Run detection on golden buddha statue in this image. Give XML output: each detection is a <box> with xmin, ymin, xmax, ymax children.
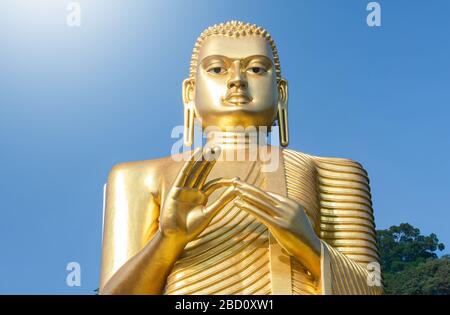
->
<box><xmin>99</xmin><ymin>21</ymin><xmax>383</xmax><ymax>295</ymax></box>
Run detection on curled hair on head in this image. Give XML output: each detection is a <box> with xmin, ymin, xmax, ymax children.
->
<box><xmin>189</xmin><ymin>20</ymin><xmax>282</xmax><ymax>82</ymax></box>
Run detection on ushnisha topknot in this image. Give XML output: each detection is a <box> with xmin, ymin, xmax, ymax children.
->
<box><xmin>189</xmin><ymin>21</ymin><xmax>282</xmax><ymax>82</ymax></box>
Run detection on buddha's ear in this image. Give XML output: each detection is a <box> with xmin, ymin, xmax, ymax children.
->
<box><xmin>277</xmin><ymin>79</ymin><xmax>289</xmax><ymax>147</ymax></box>
<box><xmin>182</xmin><ymin>78</ymin><xmax>196</xmax><ymax>146</ymax></box>
<box><xmin>277</xmin><ymin>78</ymin><xmax>288</xmax><ymax>107</ymax></box>
<box><xmin>182</xmin><ymin>78</ymin><xmax>195</xmax><ymax>106</ymax></box>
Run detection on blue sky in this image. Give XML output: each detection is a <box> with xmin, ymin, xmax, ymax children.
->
<box><xmin>0</xmin><ymin>0</ymin><xmax>449</xmax><ymax>294</ymax></box>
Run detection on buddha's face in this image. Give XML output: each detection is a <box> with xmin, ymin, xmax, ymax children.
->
<box><xmin>183</xmin><ymin>35</ymin><xmax>287</xmax><ymax>130</ymax></box>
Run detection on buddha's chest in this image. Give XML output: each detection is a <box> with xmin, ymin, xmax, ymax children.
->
<box><xmin>164</xmin><ymin>202</ymin><xmax>272</xmax><ymax>295</ymax></box>
<box><xmin>162</xmin><ymin>152</ymin><xmax>320</xmax><ymax>295</ymax></box>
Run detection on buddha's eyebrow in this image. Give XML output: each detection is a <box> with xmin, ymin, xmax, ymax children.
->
<box><xmin>200</xmin><ymin>55</ymin><xmax>231</xmax><ymax>66</ymax></box>
<box><xmin>200</xmin><ymin>55</ymin><xmax>273</xmax><ymax>67</ymax></box>
<box><xmin>242</xmin><ymin>55</ymin><xmax>273</xmax><ymax>67</ymax></box>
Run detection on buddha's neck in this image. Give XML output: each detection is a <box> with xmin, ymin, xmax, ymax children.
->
<box><xmin>204</xmin><ymin>129</ymin><xmax>267</xmax><ymax>150</ymax></box>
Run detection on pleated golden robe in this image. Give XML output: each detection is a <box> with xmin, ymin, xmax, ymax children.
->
<box><xmin>162</xmin><ymin>148</ymin><xmax>383</xmax><ymax>295</ymax></box>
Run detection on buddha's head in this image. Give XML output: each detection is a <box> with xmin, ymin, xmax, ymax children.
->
<box><xmin>182</xmin><ymin>21</ymin><xmax>289</xmax><ymax>147</ymax></box>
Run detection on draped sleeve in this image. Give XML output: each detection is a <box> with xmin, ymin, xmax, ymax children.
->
<box><xmin>313</xmin><ymin>156</ymin><xmax>383</xmax><ymax>294</ymax></box>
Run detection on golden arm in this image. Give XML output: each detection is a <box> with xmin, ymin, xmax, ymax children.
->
<box><xmin>101</xmin><ymin>231</ymin><xmax>185</xmax><ymax>294</ymax></box>
<box><xmin>99</xmin><ymin>147</ymin><xmax>239</xmax><ymax>294</ymax></box>
<box><xmin>98</xmin><ymin>161</ymin><xmax>168</xmax><ymax>294</ymax></box>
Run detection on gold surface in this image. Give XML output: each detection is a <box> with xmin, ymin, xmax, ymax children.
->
<box><xmin>99</xmin><ymin>21</ymin><xmax>382</xmax><ymax>295</ymax></box>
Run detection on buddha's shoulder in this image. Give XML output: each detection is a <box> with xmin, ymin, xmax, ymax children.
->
<box><xmin>282</xmin><ymin>148</ymin><xmax>368</xmax><ymax>175</ymax></box>
<box><xmin>106</xmin><ymin>152</ymin><xmax>186</xmax><ymax>192</ymax></box>
<box><xmin>108</xmin><ymin>154</ymin><xmax>180</xmax><ymax>175</ymax></box>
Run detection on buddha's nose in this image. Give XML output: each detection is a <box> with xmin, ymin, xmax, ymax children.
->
<box><xmin>227</xmin><ymin>61</ymin><xmax>248</xmax><ymax>90</ymax></box>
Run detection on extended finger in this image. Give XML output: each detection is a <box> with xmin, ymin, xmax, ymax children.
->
<box><xmin>234</xmin><ymin>179</ymin><xmax>281</xmax><ymax>206</ymax></box>
<box><xmin>173</xmin><ymin>147</ymin><xmax>202</xmax><ymax>187</ymax></box>
<box><xmin>185</xmin><ymin>146</ymin><xmax>220</xmax><ymax>188</ymax></box>
<box><xmin>266</xmin><ymin>191</ymin><xmax>298</xmax><ymax>208</ymax></box>
<box><xmin>202</xmin><ymin>177</ymin><xmax>240</xmax><ymax>197</ymax></box>
<box><xmin>203</xmin><ymin>186</ymin><xmax>237</xmax><ymax>218</ymax></box>
<box><xmin>239</xmin><ymin>191</ymin><xmax>284</xmax><ymax>217</ymax></box>
<box><xmin>194</xmin><ymin>146</ymin><xmax>222</xmax><ymax>189</ymax></box>
<box><xmin>234</xmin><ymin>198</ymin><xmax>282</xmax><ymax>229</ymax></box>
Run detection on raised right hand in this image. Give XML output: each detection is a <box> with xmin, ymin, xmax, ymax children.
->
<box><xmin>159</xmin><ymin>146</ymin><xmax>238</xmax><ymax>248</ymax></box>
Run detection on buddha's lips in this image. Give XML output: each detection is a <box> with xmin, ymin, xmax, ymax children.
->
<box><xmin>223</xmin><ymin>92</ymin><xmax>252</xmax><ymax>105</ymax></box>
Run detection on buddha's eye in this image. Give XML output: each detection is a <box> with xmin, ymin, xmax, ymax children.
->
<box><xmin>207</xmin><ymin>67</ymin><xmax>227</xmax><ymax>75</ymax></box>
<box><xmin>247</xmin><ymin>66</ymin><xmax>267</xmax><ymax>75</ymax></box>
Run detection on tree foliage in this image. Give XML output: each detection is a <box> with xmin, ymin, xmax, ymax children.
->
<box><xmin>377</xmin><ymin>223</ymin><xmax>448</xmax><ymax>294</ymax></box>
<box><xmin>383</xmin><ymin>255</ymin><xmax>450</xmax><ymax>295</ymax></box>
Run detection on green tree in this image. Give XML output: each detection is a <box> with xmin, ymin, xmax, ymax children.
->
<box><xmin>385</xmin><ymin>255</ymin><xmax>450</xmax><ymax>295</ymax></box>
<box><xmin>377</xmin><ymin>223</ymin><xmax>448</xmax><ymax>294</ymax></box>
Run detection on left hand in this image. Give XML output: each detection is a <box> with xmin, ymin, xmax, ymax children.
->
<box><xmin>232</xmin><ymin>179</ymin><xmax>322</xmax><ymax>278</ymax></box>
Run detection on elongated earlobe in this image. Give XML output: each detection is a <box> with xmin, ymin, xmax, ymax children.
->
<box><xmin>277</xmin><ymin>79</ymin><xmax>289</xmax><ymax>147</ymax></box>
<box><xmin>182</xmin><ymin>79</ymin><xmax>195</xmax><ymax>146</ymax></box>
<box><xmin>278</xmin><ymin>106</ymin><xmax>289</xmax><ymax>147</ymax></box>
<box><xmin>184</xmin><ymin>103</ymin><xmax>194</xmax><ymax>146</ymax></box>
